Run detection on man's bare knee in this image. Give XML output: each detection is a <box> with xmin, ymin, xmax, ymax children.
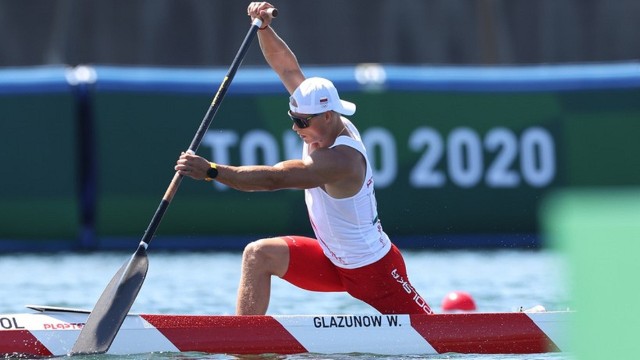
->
<box><xmin>241</xmin><ymin>238</ymin><xmax>289</xmax><ymax>277</ymax></box>
<box><xmin>242</xmin><ymin>241</ymin><xmax>266</xmax><ymax>266</ymax></box>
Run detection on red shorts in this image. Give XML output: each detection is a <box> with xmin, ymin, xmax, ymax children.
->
<box><xmin>281</xmin><ymin>236</ymin><xmax>433</xmax><ymax>315</ymax></box>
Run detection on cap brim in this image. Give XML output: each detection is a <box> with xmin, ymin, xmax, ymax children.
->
<box><xmin>336</xmin><ymin>100</ymin><xmax>356</xmax><ymax>116</ymax></box>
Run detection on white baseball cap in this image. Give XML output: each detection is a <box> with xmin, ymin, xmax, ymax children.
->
<box><xmin>289</xmin><ymin>77</ymin><xmax>356</xmax><ymax>116</ymax></box>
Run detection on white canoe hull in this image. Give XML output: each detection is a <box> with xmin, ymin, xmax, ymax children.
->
<box><xmin>0</xmin><ymin>306</ymin><xmax>571</xmax><ymax>357</ymax></box>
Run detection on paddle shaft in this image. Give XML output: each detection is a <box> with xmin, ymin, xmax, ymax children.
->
<box><xmin>143</xmin><ymin>16</ymin><xmax>271</xmax><ymax>248</ymax></box>
<box><xmin>71</xmin><ymin>14</ymin><xmax>275</xmax><ymax>355</ymax></box>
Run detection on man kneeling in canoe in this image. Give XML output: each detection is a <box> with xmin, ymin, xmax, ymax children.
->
<box><xmin>176</xmin><ymin>1</ymin><xmax>433</xmax><ymax>316</ymax></box>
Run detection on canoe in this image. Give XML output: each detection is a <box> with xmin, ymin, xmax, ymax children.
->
<box><xmin>0</xmin><ymin>305</ymin><xmax>570</xmax><ymax>357</ymax></box>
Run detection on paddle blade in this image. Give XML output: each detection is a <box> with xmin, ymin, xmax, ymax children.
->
<box><xmin>71</xmin><ymin>246</ymin><xmax>149</xmax><ymax>355</ymax></box>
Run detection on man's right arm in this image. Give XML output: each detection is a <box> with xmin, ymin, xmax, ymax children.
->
<box><xmin>249</xmin><ymin>2</ymin><xmax>305</xmax><ymax>94</ymax></box>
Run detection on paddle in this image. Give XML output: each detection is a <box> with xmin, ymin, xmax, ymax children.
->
<box><xmin>70</xmin><ymin>10</ymin><xmax>278</xmax><ymax>355</ymax></box>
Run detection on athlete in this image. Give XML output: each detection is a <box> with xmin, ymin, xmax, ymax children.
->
<box><xmin>175</xmin><ymin>1</ymin><xmax>433</xmax><ymax>316</ymax></box>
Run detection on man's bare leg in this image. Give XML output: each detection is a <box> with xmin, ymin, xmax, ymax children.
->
<box><xmin>236</xmin><ymin>237</ymin><xmax>290</xmax><ymax>315</ymax></box>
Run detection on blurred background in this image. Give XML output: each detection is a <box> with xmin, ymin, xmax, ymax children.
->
<box><xmin>2</xmin><ymin>0</ymin><xmax>640</xmax><ymax>66</ymax></box>
<box><xmin>1</xmin><ymin>0</ymin><xmax>639</xmax><ymax>252</ymax></box>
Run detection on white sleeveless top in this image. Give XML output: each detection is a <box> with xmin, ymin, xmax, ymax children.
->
<box><xmin>303</xmin><ymin>118</ymin><xmax>391</xmax><ymax>269</ymax></box>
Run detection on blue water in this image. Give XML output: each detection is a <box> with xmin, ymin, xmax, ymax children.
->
<box><xmin>1</xmin><ymin>249</ymin><xmax>571</xmax><ymax>359</ymax></box>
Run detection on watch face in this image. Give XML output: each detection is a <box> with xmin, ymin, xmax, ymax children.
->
<box><xmin>207</xmin><ymin>166</ymin><xmax>218</xmax><ymax>179</ymax></box>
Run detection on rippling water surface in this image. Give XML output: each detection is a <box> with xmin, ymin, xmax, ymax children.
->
<box><xmin>1</xmin><ymin>249</ymin><xmax>571</xmax><ymax>359</ymax></box>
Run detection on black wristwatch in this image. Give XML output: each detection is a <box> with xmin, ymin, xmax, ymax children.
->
<box><xmin>205</xmin><ymin>162</ymin><xmax>218</xmax><ymax>181</ymax></box>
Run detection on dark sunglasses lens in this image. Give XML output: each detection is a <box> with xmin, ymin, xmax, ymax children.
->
<box><xmin>291</xmin><ymin>115</ymin><xmax>309</xmax><ymax>128</ymax></box>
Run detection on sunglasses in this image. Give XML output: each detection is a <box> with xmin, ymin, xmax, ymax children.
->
<box><xmin>288</xmin><ymin>111</ymin><xmax>323</xmax><ymax>129</ymax></box>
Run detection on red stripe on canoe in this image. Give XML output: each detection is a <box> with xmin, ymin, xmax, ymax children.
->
<box><xmin>142</xmin><ymin>314</ymin><xmax>308</xmax><ymax>355</ymax></box>
<box><xmin>0</xmin><ymin>330</ymin><xmax>53</xmax><ymax>357</ymax></box>
<box><xmin>410</xmin><ymin>312</ymin><xmax>560</xmax><ymax>354</ymax></box>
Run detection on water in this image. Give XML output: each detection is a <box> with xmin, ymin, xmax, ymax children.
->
<box><xmin>1</xmin><ymin>249</ymin><xmax>571</xmax><ymax>359</ymax></box>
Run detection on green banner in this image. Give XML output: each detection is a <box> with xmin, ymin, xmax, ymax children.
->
<box><xmin>0</xmin><ymin>92</ymin><xmax>79</xmax><ymax>241</ymax></box>
<box><xmin>1</xmin><ymin>64</ymin><xmax>638</xmax><ymax>250</ymax></box>
<box><xmin>91</xmin><ymin>86</ymin><xmax>640</xmax><ymax>243</ymax></box>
